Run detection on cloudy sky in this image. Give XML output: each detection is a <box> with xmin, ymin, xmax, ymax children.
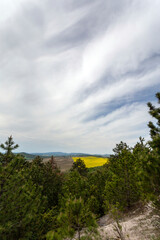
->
<box><xmin>0</xmin><ymin>0</ymin><xmax>160</xmax><ymax>154</ymax></box>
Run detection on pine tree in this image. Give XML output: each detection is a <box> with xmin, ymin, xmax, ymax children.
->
<box><xmin>105</xmin><ymin>142</ymin><xmax>140</xmax><ymax>210</ymax></box>
<box><xmin>30</xmin><ymin>156</ymin><xmax>63</xmax><ymax>209</ymax></box>
<box><xmin>147</xmin><ymin>92</ymin><xmax>160</xmax><ymax>154</ymax></box>
<box><xmin>147</xmin><ymin>92</ymin><xmax>160</xmax><ymax>198</ymax></box>
<box><xmin>0</xmin><ymin>136</ymin><xmax>19</xmax><ymax>165</ymax></box>
<box><xmin>71</xmin><ymin>158</ymin><xmax>88</xmax><ymax>176</ymax></box>
<box><xmin>47</xmin><ymin>198</ymin><xmax>98</xmax><ymax>240</ymax></box>
<box><xmin>61</xmin><ymin>170</ymin><xmax>89</xmax><ymax>204</ymax></box>
<box><xmin>0</xmin><ymin>156</ymin><xmax>46</xmax><ymax>239</ymax></box>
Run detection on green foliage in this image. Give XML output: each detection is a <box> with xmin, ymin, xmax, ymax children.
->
<box><xmin>147</xmin><ymin>92</ymin><xmax>160</xmax><ymax>153</ymax></box>
<box><xmin>30</xmin><ymin>156</ymin><xmax>63</xmax><ymax>209</ymax></box>
<box><xmin>71</xmin><ymin>158</ymin><xmax>88</xmax><ymax>176</ymax></box>
<box><xmin>0</xmin><ymin>137</ymin><xmax>63</xmax><ymax>239</ymax></box>
<box><xmin>87</xmin><ymin>167</ymin><xmax>109</xmax><ymax>216</ymax></box>
<box><xmin>0</xmin><ymin>156</ymin><xmax>47</xmax><ymax>240</ymax></box>
<box><xmin>132</xmin><ymin>137</ymin><xmax>154</xmax><ymax>199</ymax></box>
<box><xmin>0</xmin><ymin>135</ymin><xmax>19</xmax><ymax>155</ymax></box>
<box><xmin>47</xmin><ymin>198</ymin><xmax>98</xmax><ymax>240</ymax></box>
<box><xmin>61</xmin><ymin>170</ymin><xmax>89</xmax><ymax>205</ymax></box>
<box><xmin>41</xmin><ymin>207</ymin><xmax>59</xmax><ymax>238</ymax></box>
<box><xmin>0</xmin><ymin>135</ymin><xmax>19</xmax><ymax>165</ymax></box>
<box><xmin>104</xmin><ymin>142</ymin><xmax>140</xmax><ymax>210</ymax></box>
<box><xmin>112</xmin><ymin>141</ymin><xmax>129</xmax><ymax>155</ymax></box>
<box><xmin>61</xmin><ymin>164</ymin><xmax>109</xmax><ymax>217</ymax></box>
<box><xmin>146</xmin><ymin>92</ymin><xmax>160</xmax><ymax>203</ymax></box>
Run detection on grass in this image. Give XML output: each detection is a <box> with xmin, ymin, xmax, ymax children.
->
<box><xmin>72</xmin><ymin>156</ymin><xmax>109</xmax><ymax>168</ymax></box>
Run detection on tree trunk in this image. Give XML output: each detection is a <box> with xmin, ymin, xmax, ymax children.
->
<box><xmin>78</xmin><ymin>229</ymin><xmax>81</xmax><ymax>240</ymax></box>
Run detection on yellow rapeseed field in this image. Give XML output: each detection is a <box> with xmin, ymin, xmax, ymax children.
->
<box><xmin>72</xmin><ymin>156</ymin><xmax>109</xmax><ymax>168</ymax></box>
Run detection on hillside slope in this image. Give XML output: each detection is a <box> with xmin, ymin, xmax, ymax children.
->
<box><xmin>98</xmin><ymin>203</ymin><xmax>160</xmax><ymax>240</ymax></box>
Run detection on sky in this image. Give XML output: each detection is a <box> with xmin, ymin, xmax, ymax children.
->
<box><xmin>0</xmin><ymin>0</ymin><xmax>160</xmax><ymax>154</ymax></box>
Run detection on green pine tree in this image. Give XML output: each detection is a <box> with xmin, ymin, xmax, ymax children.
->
<box><xmin>0</xmin><ymin>136</ymin><xmax>19</xmax><ymax>165</ymax></box>
<box><xmin>0</xmin><ymin>156</ymin><xmax>47</xmax><ymax>239</ymax></box>
<box><xmin>132</xmin><ymin>137</ymin><xmax>151</xmax><ymax>198</ymax></box>
<box><xmin>71</xmin><ymin>158</ymin><xmax>88</xmax><ymax>176</ymax></box>
<box><xmin>47</xmin><ymin>198</ymin><xmax>98</xmax><ymax>240</ymax></box>
<box><xmin>30</xmin><ymin>156</ymin><xmax>63</xmax><ymax>209</ymax></box>
<box><xmin>146</xmin><ymin>92</ymin><xmax>160</xmax><ymax>200</ymax></box>
<box><xmin>61</xmin><ymin>170</ymin><xmax>89</xmax><ymax>206</ymax></box>
<box><xmin>147</xmin><ymin>92</ymin><xmax>160</xmax><ymax>153</ymax></box>
<box><xmin>105</xmin><ymin>142</ymin><xmax>140</xmax><ymax>210</ymax></box>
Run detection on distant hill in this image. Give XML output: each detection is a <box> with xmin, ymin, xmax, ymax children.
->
<box><xmin>18</xmin><ymin>152</ymin><xmax>51</xmax><ymax>160</ymax></box>
<box><xmin>17</xmin><ymin>152</ymin><xmax>110</xmax><ymax>160</ymax></box>
<box><xmin>18</xmin><ymin>152</ymin><xmax>37</xmax><ymax>160</ymax></box>
<box><xmin>101</xmin><ymin>154</ymin><xmax>110</xmax><ymax>158</ymax></box>
<box><xmin>31</xmin><ymin>152</ymin><xmax>110</xmax><ymax>157</ymax></box>
<box><xmin>31</xmin><ymin>152</ymin><xmax>91</xmax><ymax>157</ymax></box>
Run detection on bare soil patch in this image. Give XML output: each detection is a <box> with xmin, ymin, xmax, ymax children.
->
<box><xmin>43</xmin><ymin>156</ymin><xmax>73</xmax><ymax>172</ymax></box>
<box><xmin>99</xmin><ymin>203</ymin><xmax>160</xmax><ymax>240</ymax></box>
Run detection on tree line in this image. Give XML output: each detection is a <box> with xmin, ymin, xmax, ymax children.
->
<box><xmin>0</xmin><ymin>92</ymin><xmax>160</xmax><ymax>239</ymax></box>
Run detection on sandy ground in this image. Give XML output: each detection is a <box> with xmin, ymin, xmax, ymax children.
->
<box><xmin>98</xmin><ymin>203</ymin><xmax>160</xmax><ymax>240</ymax></box>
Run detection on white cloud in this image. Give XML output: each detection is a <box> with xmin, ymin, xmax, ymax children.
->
<box><xmin>0</xmin><ymin>0</ymin><xmax>159</xmax><ymax>153</ymax></box>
